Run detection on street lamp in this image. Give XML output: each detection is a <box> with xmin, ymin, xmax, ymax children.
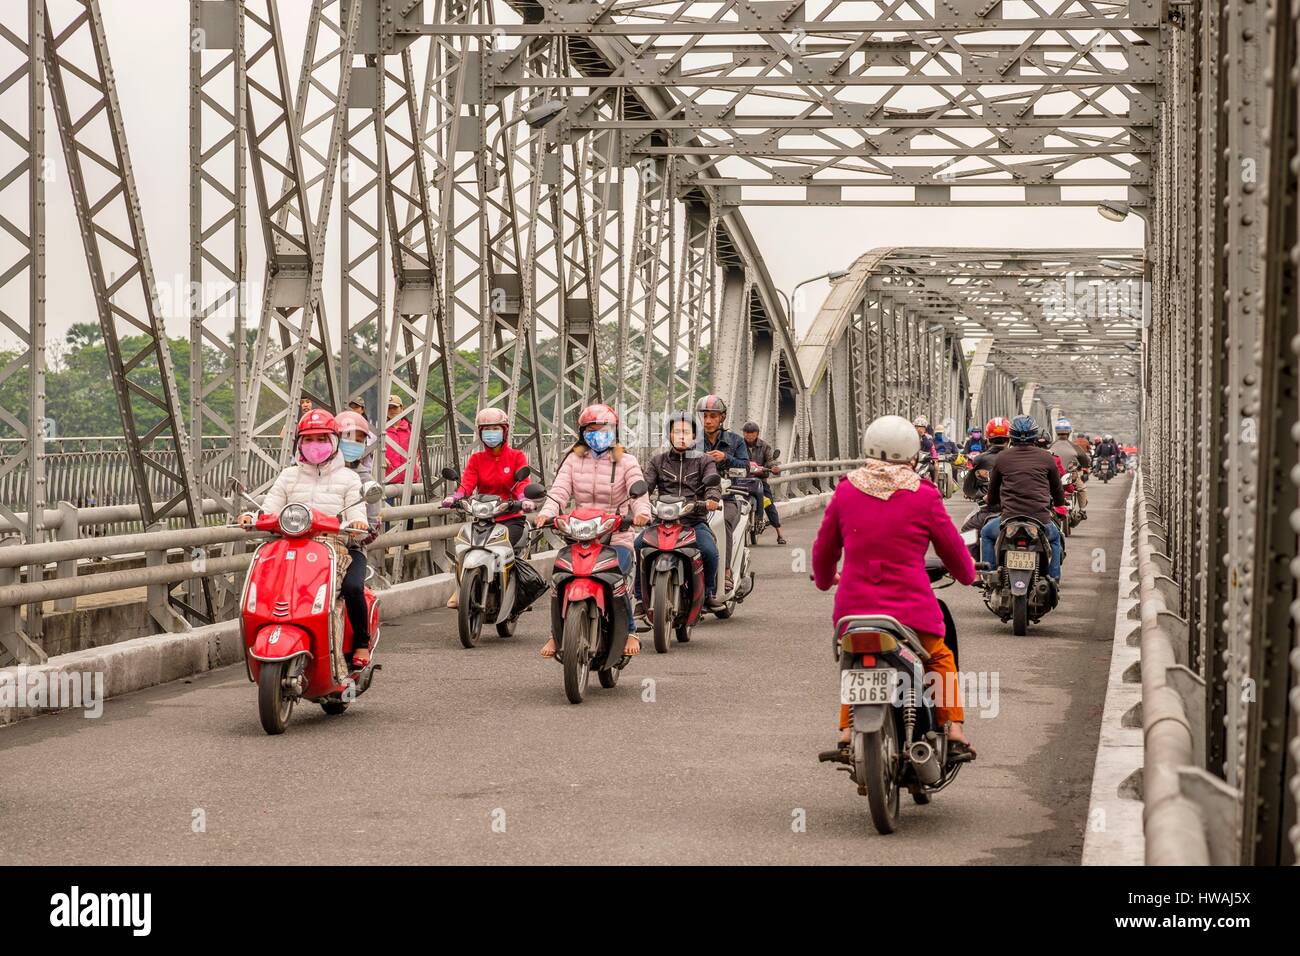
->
<box><xmin>485</xmin><ymin>100</ymin><xmax>568</xmax><ymax>188</ymax></box>
<box><xmin>778</xmin><ymin>267</ymin><xmax>850</xmax><ymax>319</ymax></box>
<box><xmin>1096</xmin><ymin>199</ymin><xmax>1130</xmax><ymax>223</ymax></box>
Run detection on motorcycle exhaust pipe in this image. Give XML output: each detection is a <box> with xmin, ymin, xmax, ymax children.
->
<box><xmin>908</xmin><ymin>739</ymin><xmax>942</xmax><ymax>786</ymax></box>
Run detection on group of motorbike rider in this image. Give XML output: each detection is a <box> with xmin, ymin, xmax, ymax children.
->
<box><xmin>436</xmin><ymin>395</ymin><xmax>785</xmax><ymax>660</ymax></box>
<box><xmin>809</xmin><ymin>410</ymin><xmax>1129</xmax><ymax>757</ymax></box>
<box><xmin>238</xmin><ymin>391</ymin><xmax>1126</xmax><ymax>761</ymax></box>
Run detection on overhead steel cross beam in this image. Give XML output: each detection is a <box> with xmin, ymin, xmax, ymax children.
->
<box><xmin>420</xmin><ymin>0</ymin><xmax>1158</xmax><ymax>208</ymax></box>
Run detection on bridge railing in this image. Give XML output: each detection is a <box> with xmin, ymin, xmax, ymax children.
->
<box><xmin>1132</xmin><ymin>469</ymin><xmax>1239</xmax><ymax>864</ymax></box>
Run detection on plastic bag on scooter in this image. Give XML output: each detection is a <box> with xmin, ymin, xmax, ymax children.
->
<box><xmin>512</xmin><ymin>558</ymin><xmax>550</xmax><ymax>613</ymax></box>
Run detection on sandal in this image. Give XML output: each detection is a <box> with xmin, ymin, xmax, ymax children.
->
<box><xmin>540</xmin><ymin>638</ymin><xmax>557</xmax><ymax>658</ymax></box>
<box><xmin>623</xmin><ymin>635</ymin><xmax>641</xmax><ymax>656</ymax></box>
<box><xmin>948</xmin><ymin>740</ymin><xmax>977</xmax><ymax>763</ymax></box>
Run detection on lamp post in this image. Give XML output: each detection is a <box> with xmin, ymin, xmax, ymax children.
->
<box><xmin>776</xmin><ymin>267</ymin><xmax>850</xmax><ymax>321</ymax></box>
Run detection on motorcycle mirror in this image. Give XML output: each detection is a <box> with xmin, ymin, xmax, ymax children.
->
<box><xmin>628</xmin><ymin>480</ymin><xmax>648</xmax><ymax>498</ymax></box>
<box><xmin>703</xmin><ymin>473</ymin><xmax>722</xmax><ymax>488</ymax></box>
<box><xmin>772</xmin><ymin>449</ymin><xmax>782</xmax><ymax>459</ymax></box>
<box><xmin>523</xmin><ymin>482</ymin><xmax>547</xmax><ymax>500</ymax></box>
<box><xmin>513</xmin><ymin>465</ymin><xmax>531</xmax><ymax>482</ymax></box>
<box><xmin>441</xmin><ymin>466</ymin><xmax>460</xmax><ymax>482</ymax></box>
<box><xmin>361</xmin><ymin>480</ymin><xmax>384</xmax><ymax>505</ymax></box>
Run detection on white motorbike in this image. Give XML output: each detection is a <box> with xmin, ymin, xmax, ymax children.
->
<box><xmin>707</xmin><ymin>469</ymin><xmax>757</xmax><ymax>618</ymax></box>
<box><xmin>443</xmin><ymin>465</ymin><xmax>547</xmax><ymax>647</ymax></box>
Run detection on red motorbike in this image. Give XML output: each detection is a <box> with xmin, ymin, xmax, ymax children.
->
<box><xmin>637</xmin><ymin>473</ymin><xmax>721</xmax><ymax>653</ymax></box>
<box><xmin>239</xmin><ymin>488</ymin><xmax>382</xmax><ymax>734</ymax></box>
<box><xmin>545</xmin><ymin>480</ymin><xmax>647</xmax><ymax>703</ymax></box>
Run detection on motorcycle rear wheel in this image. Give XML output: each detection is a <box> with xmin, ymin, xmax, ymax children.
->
<box><xmin>1012</xmin><ymin>593</ymin><xmax>1029</xmax><ymax>636</ymax></box>
<box><xmin>457</xmin><ymin>568</ymin><xmax>485</xmax><ymax>648</ymax></box>
<box><xmin>562</xmin><ymin>607</ymin><xmax>593</xmax><ymax>704</ymax></box>
<box><xmin>257</xmin><ymin>660</ymin><xmax>294</xmax><ymax>735</ymax></box>
<box><xmin>856</xmin><ymin>721</ymin><xmax>900</xmax><ymax>834</ymax></box>
<box><xmin>652</xmin><ymin>573</ymin><xmax>672</xmax><ymax>654</ymax></box>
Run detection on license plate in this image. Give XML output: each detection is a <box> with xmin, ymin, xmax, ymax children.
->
<box><xmin>840</xmin><ymin>669</ymin><xmax>896</xmax><ymax>706</ymax></box>
<box><xmin>1005</xmin><ymin>550</ymin><xmax>1037</xmax><ymax>570</ymax></box>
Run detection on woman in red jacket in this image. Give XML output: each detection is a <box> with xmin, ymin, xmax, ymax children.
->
<box><xmin>812</xmin><ymin>414</ymin><xmax>978</xmax><ymax>759</ymax></box>
<box><xmin>441</xmin><ymin>407</ymin><xmax>534</xmax><ymax>608</ymax></box>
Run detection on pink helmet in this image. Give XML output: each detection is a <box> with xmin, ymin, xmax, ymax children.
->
<box><xmin>476</xmin><ymin>407</ymin><xmax>509</xmax><ymax>430</ymax></box>
<box><xmin>334</xmin><ymin>410</ymin><xmax>372</xmax><ymax>440</ymax></box>
<box><xmin>577</xmin><ymin>403</ymin><xmax>618</xmax><ymax>430</ymax></box>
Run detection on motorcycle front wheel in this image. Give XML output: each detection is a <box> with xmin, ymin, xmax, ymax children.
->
<box><xmin>457</xmin><ymin>567</ymin><xmax>485</xmax><ymax>648</ymax></box>
<box><xmin>562</xmin><ymin>606</ymin><xmax>594</xmax><ymax>704</ymax></box>
<box><xmin>856</xmin><ymin>720</ymin><xmax>900</xmax><ymax>834</ymax></box>
<box><xmin>257</xmin><ymin>660</ymin><xmax>295</xmax><ymax>735</ymax></box>
<box><xmin>651</xmin><ymin>573</ymin><xmax>673</xmax><ymax>654</ymax></box>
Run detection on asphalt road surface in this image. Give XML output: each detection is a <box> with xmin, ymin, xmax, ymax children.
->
<box><xmin>0</xmin><ymin>475</ymin><xmax>1131</xmax><ymax>865</ymax></box>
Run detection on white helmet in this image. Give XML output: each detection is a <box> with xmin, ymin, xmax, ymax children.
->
<box><xmin>865</xmin><ymin>415</ymin><xmax>922</xmax><ymax>463</ymax></box>
<box><xmin>912</xmin><ymin>414</ymin><xmax>929</xmax><ymax>428</ymax></box>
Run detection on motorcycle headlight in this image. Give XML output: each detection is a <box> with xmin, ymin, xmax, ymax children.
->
<box><xmin>727</xmin><ymin>468</ymin><xmax>747</xmax><ymax>479</ymax></box>
<box><xmin>656</xmin><ymin>501</ymin><xmax>683</xmax><ymax>521</ymax></box>
<box><xmin>568</xmin><ymin>517</ymin><xmax>601</xmax><ymax>541</ymax></box>
<box><xmin>470</xmin><ymin>499</ymin><xmax>496</xmax><ymax>519</ymax></box>
<box><xmin>278</xmin><ymin>503</ymin><xmax>312</xmax><ymax>536</ymax></box>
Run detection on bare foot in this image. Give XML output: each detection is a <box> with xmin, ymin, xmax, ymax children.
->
<box><xmin>623</xmin><ymin>634</ymin><xmax>640</xmax><ymax>656</ymax></box>
<box><xmin>540</xmin><ymin>637</ymin><xmax>557</xmax><ymax>658</ymax></box>
<box><xmin>446</xmin><ymin>590</ymin><xmax>459</xmax><ymax>609</ymax></box>
<box><xmin>948</xmin><ymin>721</ymin><xmax>975</xmax><ymax>751</ymax></box>
<box><xmin>837</xmin><ymin>728</ymin><xmax>851</xmax><ymax>745</ymax></box>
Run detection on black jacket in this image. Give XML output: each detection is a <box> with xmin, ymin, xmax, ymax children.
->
<box><xmin>987</xmin><ymin>444</ymin><xmax>1066</xmax><ymax>526</ymax></box>
<box><xmin>744</xmin><ymin>437</ymin><xmax>778</xmax><ymax>472</ymax></box>
<box><xmin>962</xmin><ymin>444</ymin><xmax>1005</xmax><ymax>499</ymax></box>
<box><xmin>644</xmin><ymin>449</ymin><xmax>722</xmax><ymax>521</ymax></box>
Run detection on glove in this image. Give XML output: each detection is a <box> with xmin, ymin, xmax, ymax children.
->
<box><xmin>520</xmin><ymin>499</ymin><xmax>537</xmax><ymax>513</ymax></box>
<box><xmin>440</xmin><ymin>495</ymin><xmax>459</xmax><ymax>509</ymax></box>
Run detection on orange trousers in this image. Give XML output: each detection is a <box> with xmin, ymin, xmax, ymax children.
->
<box><xmin>838</xmin><ymin>632</ymin><xmax>963</xmax><ymax>730</ymax></box>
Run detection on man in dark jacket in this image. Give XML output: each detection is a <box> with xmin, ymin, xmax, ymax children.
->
<box><xmin>742</xmin><ymin>422</ymin><xmax>786</xmax><ymax>545</ymax></box>
<box><xmin>961</xmin><ymin>432</ymin><xmax>1008</xmax><ymax>532</ymax></box>
<box><xmin>637</xmin><ymin>412</ymin><xmax>723</xmax><ymax>609</ymax></box>
<box><xmin>982</xmin><ymin>415</ymin><xmax>1067</xmax><ymax>580</ymax></box>
<box><xmin>697</xmin><ymin>395</ymin><xmax>748</xmax><ymax>585</ymax></box>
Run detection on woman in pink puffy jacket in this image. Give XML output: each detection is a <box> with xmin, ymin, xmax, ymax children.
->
<box><xmin>535</xmin><ymin>403</ymin><xmax>651</xmax><ymax>658</ymax></box>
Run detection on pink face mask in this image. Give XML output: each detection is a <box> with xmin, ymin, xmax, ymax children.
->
<box><xmin>298</xmin><ymin>440</ymin><xmax>334</xmax><ymax>465</ymax></box>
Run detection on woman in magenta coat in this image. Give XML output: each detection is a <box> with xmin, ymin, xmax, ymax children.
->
<box><xmin>812</xmin><ymin>414</ymin><xmax>978</xmax><ymax>757</ymax></box>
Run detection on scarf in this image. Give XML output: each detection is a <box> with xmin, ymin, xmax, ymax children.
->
<box><xmin>846</xmin><ymin>458</ymin><xmax>921</xmax><ymax>500</ymax></box>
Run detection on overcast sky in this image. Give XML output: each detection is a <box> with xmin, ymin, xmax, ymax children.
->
<box><xmin>1</xmin><ymin>0</ymin><xmax>1146</xmax><ymax>356</ymax></box>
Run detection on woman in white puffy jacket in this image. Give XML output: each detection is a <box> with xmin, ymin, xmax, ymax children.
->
<box><xmin>240</xmin><ymin>409</ymin><xmax>374</xmax><ymax>668</ymax></box>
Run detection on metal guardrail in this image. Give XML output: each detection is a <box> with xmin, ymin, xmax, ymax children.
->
<box><xmin>1133</xmin><ymin>469</ymin><xmax>1238</xmax><ymax>865</ymax></box>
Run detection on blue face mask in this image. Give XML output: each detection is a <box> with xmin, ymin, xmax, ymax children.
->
<box><xmin>583</xmin><ymin>429</ymin><xmax>614</xmax><ymax>453</ymax></box>
<box><xmin>340</xmin><ymin>439</ymin><xmax>366</xmax><ymax>463</ymax></box>
<box><xmin>481</xmin><ymin>428</ymin><xmax>505</xmax><ymax>448</ymax></box>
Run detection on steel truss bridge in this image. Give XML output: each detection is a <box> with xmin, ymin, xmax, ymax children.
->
<box><xmin>0</xmin><ymin>1</ymin><xmax>1295</xmax><ymax>864</ymax></box>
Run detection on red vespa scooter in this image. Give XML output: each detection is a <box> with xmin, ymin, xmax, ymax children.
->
<box><xmin>637</xmin><ymin>473</ymin><xmax>721</xmax><ymax>653</ymax></box>
<box><xmin>545</xmin><ymin>480</ymin><xmax>648</xmax><ymax>703</ymax></box>
<box><xmin>239</xmin><ymin>486</ymin><xmax>383</xmax><ymax>734</ymax></box>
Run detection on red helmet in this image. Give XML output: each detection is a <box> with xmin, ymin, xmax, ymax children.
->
<box><xmin>577</xmin><ymin>403</ymin><xmax>618</xmax><ymax>430</ymax></box>
<box><xmin>984</xmin><ymin>416</ymin><xmax>1011</xmax><ymax>440</ymax></box>
<box><xmin>297</xmin><ymin>409</ymin><xmax>340</xmax><ymax>437</ymax></box>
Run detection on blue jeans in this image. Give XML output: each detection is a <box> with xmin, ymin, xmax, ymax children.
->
<box><xmin>634</xmin><ymin>522</ymin><xmax>719</xmax><ymax>601</ymax></box>
<box><xmin>980</xmin><ymin>517</ymin><xmax>1062</xmax><ymax>579</ymax></box>
<box><xmin>613</xmin><ymin>545</ymin><xmax>635</xmax><ymax>631</ymax></box>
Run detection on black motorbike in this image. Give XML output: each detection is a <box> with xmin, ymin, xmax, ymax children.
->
<box><xmin>819</xmin><ymin>540</ymin><xmax>975</xmax><ymax>834</ymax></box>
<box><xmin>978</xmin><ymin>516</ymin><xmax>1058</xmax><ymax>635</ymax></box>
